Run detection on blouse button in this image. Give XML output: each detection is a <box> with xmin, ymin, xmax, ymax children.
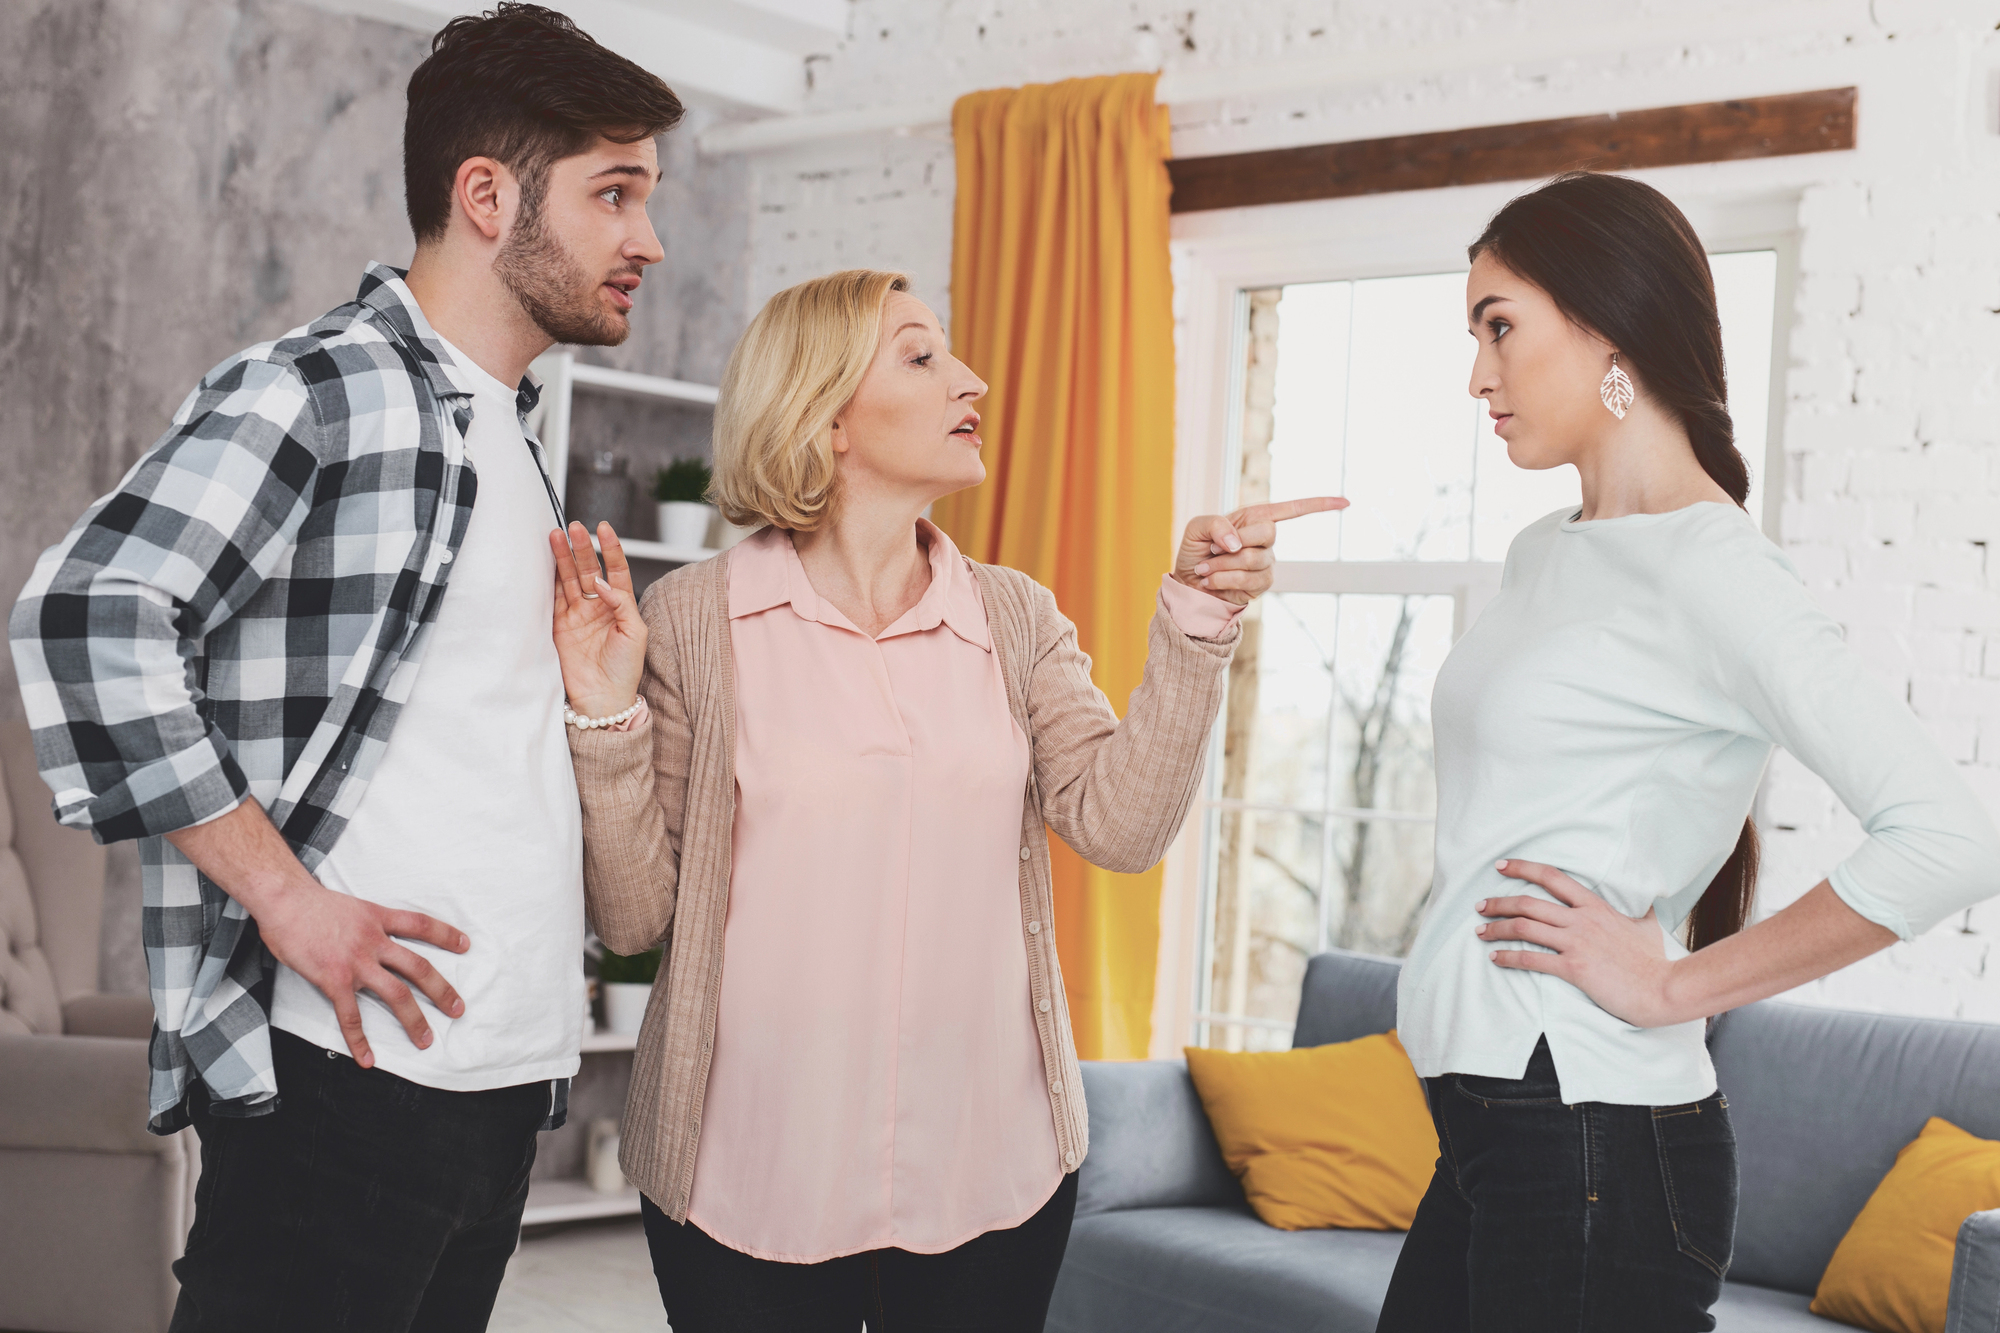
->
<box><xmin>1038</xmin><ymin>998</ymin><xmax>1052</xmax><ymax>1013</ymax></box>
<box><xmin>438</xmin><ymin>548</ymin><xmax>454</xmax><ymax>564</ymax></box>
<box><xmin>1019</xmin><ymin>846</ymin><xmax>1032</xmax><ymax>861</ymax></box>
<box><xmin>1028</xmin><ymin>921</ymin><xmax>1042</xmax><ymax>934</ymax></box>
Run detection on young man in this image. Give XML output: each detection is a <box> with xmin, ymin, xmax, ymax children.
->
<box><xmin>7</xmin><ymin>7</ymin><xmax>679</xmax><ymax>1329</ymax></box>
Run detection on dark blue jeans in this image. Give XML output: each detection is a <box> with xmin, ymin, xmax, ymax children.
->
<box><xmin>170</xmin><ymin>1029</ymin><xmax>551</xmax><ymax>1333</ymax></box>
<box><xmin>1376</xmin><ymin>1037</ymin><xmax>1737</xmax><ymax>1333</ymax></box>
<box><xmin>641</xmin><ymin>1170</ymin><xmax>1078</xmax><ymax>1331</ymax></box>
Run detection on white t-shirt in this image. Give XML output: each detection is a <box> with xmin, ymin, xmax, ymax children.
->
<box><xmin>271</xmin><ymin>339</ymin><xmax>585</xmax><ymax>1090</ymax></box>
<box><xmin>1401</xmin><ymin>502</ymin><xmax>2000</xmax><ymax>1106</ymax></box>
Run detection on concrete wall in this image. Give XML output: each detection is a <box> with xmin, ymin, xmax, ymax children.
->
<box><xmin>739</xmin><ymin>0</ymin><xmax>2000</xmax><ymax>1023</ymax></box>
<box><xmin>0</xmin><ymin>0</ymin><xmax>753</xmax><ymax>989</ymax></box>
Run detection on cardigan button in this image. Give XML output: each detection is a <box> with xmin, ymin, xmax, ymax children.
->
<box><xmin>1028</xmin><ymin>921</ymin><xmax>1041</xmax><ymax>934</ymax></box>
<box><xmin>1019</xmin><ymin>846</ymin><xmax>1032</xmax><ymax>861</ymax></box>
<box><xmin>1064</xmin><ymin>1151</ymin><xmax>1078</xmax><ymax>1168</ymax></box>
<box><xmin>1038</xmin><ymin>999</ymin><xmax>1051</xmax><ymax>1013</ymax></box>
<box><xmin>1050</xmin><ymin>1082</ymin><xmax>1062</xmax><ymax>1097</ymax></box>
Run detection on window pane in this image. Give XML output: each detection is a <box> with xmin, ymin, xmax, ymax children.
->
<box><xmin>1713</xmin><ymin>249</ymin><xmax>1777</xmax><ymax>523</ymax></box>
<box><xmin>1327</xmin><ymin>817</ymin><xmax>1437</xmax><ymax>957</ymax></box>
<box><xmin>1319</xmin><ymin>592</ymin><xmax>1451</xmax><ymax>821</ymax></box>
<box><xmin>1204</xmin><ymin>592</ymin><xmax>1452</xmax><ymax>1019</ymax></box>
<box><xmin>1264</xmin><ymin>283</ymin><xmax>1350</xmax><ymax>561</ymax></box>
<box><xmin>1202</xmin><ymin>806</ymin><xmax>1320</xmax><ymax>1049</ymax></box>
<box><xmin>1268</xmin><ymin>274</ymin><xmax>1479</xmax><ymax>562</ymax></box>
<box><xmin>1337</xmin><ymin>274</ymin><xmax>1480</xmax><ymax>561</ymax></box>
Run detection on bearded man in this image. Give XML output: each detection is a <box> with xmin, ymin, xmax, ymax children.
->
<box><xmin>7</xmin><ymin>7</ymin><xmax>680</xmax><ymax>1329</ymax></box>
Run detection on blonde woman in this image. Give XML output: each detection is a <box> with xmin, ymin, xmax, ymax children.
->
<box><xmin>544</xmin><ymin>269</ymin><xmax>1340</xmax><ymax>1331</ymax></box>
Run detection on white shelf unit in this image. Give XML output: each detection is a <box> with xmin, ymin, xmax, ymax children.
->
<box><xmin>578</xmin><ymin>1029</ymin><xmax>639</xmax><ymax>1054</ymax></box>
<box><xmin>520</xmin><ymin>1026</ymin><xmax>648</xmax><ymax>1227</ymax></box>
<box><xmin>529</xmin><ymin>350</ymin><xmax>720</xmax><ymax>567</ymax></box>
<box><xmin>522</xmin><ymin>1177</ymin><xmax>645</xmax><ymax>1227</ymax></box>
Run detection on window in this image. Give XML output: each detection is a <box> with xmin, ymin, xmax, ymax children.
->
<box><xmin>1192</xmin><ymin>251</ymin><xmax>1780</xmax><ymax>1050</ymax></box>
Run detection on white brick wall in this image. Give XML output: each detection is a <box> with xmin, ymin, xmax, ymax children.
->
<box><xmin>744</xmin><ymin>0</ymin><xmax>2000</xmax><ymax>1022</ymax></box>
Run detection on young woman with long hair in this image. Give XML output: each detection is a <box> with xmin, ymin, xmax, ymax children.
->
<box><xmin>1377</xmin><ymin>172</ymin><xmax>2000</xmax><ymax>1332</ymax></box>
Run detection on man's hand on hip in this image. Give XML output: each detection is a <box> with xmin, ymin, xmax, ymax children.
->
<box><xmin>165</xmin><ymin>801</ymin><xmax>469</xmax><ymax>1068</ymax></box>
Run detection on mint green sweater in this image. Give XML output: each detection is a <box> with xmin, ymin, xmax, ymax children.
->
<box><xmin>1400</xmin><ymin>502</ymin><xmax>2000</xmax><ymax>1106</ymax></box>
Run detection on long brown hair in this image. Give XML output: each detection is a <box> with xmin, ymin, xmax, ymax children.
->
<box><xmin>1469</xmin><ymin>171</ymin><xmax>1759</xmax><ymax>950</ymax></box>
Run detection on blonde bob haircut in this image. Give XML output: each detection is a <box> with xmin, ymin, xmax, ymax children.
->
<box><xmin>710</xmin><ymin>268</ymin><xmax>912</xmax><ymax>531</ymax></box>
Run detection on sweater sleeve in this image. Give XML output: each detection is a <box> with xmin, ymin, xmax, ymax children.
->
<box><xmin>1023</xmin><ymin>578</ymin><xmax>1237</xmax><ymax>874</ymax></box>
<box><xmin>1692</xmin><ymin>536</ymin><xmax>2000</xmax><ymax>941</ymax></box>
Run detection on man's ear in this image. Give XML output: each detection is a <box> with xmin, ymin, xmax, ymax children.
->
<box><xmin>453</xmin><ymin>157</ymin><xmax>511</xmax><ymax>242</ymax></box>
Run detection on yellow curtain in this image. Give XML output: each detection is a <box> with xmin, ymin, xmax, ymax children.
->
<box><xmin>934</xmin><ymin>73</ymin><xmax>1176</xmax><ymax>1060</ymax></box>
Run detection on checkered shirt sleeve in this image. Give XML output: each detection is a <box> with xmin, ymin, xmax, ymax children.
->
<box><xmin>10</xmin><ymin>356</ymin><xmax>319</xmax><ymax>840</ymax></box>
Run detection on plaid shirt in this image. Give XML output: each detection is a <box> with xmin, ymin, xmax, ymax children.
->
<box><xmin>9</xmin><ymin>264</ymin><xmax>568</xmax><ymax>1133</ymax></box>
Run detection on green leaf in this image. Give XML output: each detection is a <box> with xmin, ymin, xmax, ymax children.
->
<box><xmin>653</xmin><ymin>457</ymin><xmax>713</xmax><ymax>503</ymax></box>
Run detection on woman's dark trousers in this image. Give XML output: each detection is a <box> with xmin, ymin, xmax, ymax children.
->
<box><xmin>1377</xmin><ymin>1036</ymin><xmax>1738</xmax><ymax>1333</ymax></box>
<box><xmin>642</xmin><ymin>1170</ymin><xmax>1078</xmax><ymax>1331</ymax></box>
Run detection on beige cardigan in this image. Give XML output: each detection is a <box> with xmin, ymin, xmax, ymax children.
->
<box><xmin>567</xmin><ymin>549</ymin><xmax>1236</xmax><ymax>1221</ymax></box>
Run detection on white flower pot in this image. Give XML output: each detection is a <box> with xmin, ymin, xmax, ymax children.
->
<box><xmin>657</xmin><ymin>501</ymin><xmax>715</xmax><ymax>551</ymax></box>
<box><xmin>602</xmin><ymin>981</ymin><xmax>653</xmax><ymax>1035</ymax></box>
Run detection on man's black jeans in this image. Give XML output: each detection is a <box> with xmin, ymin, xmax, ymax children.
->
<box><xmin>641</xmin><ymin>1170</ymin><xmax>1079</xmax><ymax>1331</ymax></box>
<box><xmin>1377</xmin><ymin>1037</ymin><xmax>1738</xmax><ymax>1333</ymax></box>
<box><xmin>170</xmin><ymin>1029</ymin><xmax>551</xmax><ymax>1333</ymax></box>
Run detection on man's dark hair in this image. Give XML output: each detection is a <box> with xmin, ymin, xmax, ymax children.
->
<box><xmin>404</xmin><ymin>3</ymin><xmax>684</xmax><ymax>243</ymax></box>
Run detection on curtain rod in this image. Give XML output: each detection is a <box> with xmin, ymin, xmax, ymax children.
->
<box><xmin>696</xmin><ymin>2</ymin><xmax>1860</xmax><ymax>157</ymax></box>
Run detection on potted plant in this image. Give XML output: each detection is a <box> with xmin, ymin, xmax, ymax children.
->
<box><xmin>597</xmin><ymin>945</ymin><xmax>661</xmax><ymax>1035</ymax></box>
<box><xmin>653</xmin><ymin>457</ymin><xmax>715</xmax><ymax>551</ymax></box>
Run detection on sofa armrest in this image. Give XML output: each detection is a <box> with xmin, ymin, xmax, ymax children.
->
<box><xmin>1946</xmin><ymin>1208</ymin><xmax>2000</xmax><ymax>1333</ymax></box>
<box><xmin>1076</xmin><ymin>1059</ymin><xmax>1244</xmax><ymax>1219</ymax></box>
<box><xmin>63</xmin><ymin>994</ymin><xmax>156</xmax><ymax>1039</ymax></box>
<box><xmin>0</xmin><ymin>1033</ymin><xmax>170</xmax><ymax>1154</ymax></box>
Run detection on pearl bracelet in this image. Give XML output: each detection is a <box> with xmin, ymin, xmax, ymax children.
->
<box><xmin>564</xmin><ymin>698</ymin><xmax>644</xmax><ymax>730</ymax></box>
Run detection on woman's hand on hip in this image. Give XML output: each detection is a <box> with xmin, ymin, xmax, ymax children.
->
<box><xmin>550</xmin><ymin>521</ymin><xmax>648</xmax><ymax>720</ymax></box>
<box><xmin>1174</xmin><ymin>497</ymin><xmax>1348</xmax><ymax>606</ymax></box>
<box><xmin>1476</xmin><ymin>860</ymin><xmax>1687</xmax><ymax>1028</ymax></box>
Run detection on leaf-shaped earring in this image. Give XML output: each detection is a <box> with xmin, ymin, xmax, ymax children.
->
<box><xmin>1600</xmin><ymin>355</ymin><xmax>1635</xmax><ymax>420</ymax></box>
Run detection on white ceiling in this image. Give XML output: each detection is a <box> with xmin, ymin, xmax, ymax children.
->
<box><xmin>299</xmin><ymin>0</ymin><xmax>842</xmax><ymax>113</ymax></box>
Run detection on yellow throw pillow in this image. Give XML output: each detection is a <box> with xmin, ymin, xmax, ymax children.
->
<box><xmin>1811</xmin><ymin>1117</ymin><xmax>2000</xmax><ymax>1333</ymax></box>
<box><xmin>1184</xmin><ymin>1029</ymin><xmax>1438</xmax><ymax>1231</ymax></box>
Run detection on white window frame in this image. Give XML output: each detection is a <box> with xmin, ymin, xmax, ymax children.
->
<box><xmin>1154</xmin><ymin>180</ymin><xmax>1802</xmax><ymax>1053</ymax></box>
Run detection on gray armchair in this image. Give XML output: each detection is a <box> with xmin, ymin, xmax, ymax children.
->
<box><xmin>0</xmin><ymin>719</ymin><xmax>196</xmax><ymax>1333</ymax></box>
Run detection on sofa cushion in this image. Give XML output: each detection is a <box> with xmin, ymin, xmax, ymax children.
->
<box><xmin>1712</xmin><ymin>1282</ymin><xmax>1846</xmax><ymax>1331</ymax></box>
<box><xmin>0</xmin><ymin>719</ymin><xmax>106</xmax><ymax>1005</ymax></box>
<box><xmin>1292</xmin><ymin>949</ymin><xmax>1401</xmax><ymax>1049</ymax></box>
<box><xmin>0</xmin><ymin>848</ymin><xmax>61</xmax><ymax>1037</ymax></box>
<box><xmin>1810</xmin><ymin>1117</ymin><xmax>2000</xmax><ymax>1333</ymax></box>
<box><xmin>1713</xmin><ymin>1001</ymin><xmax>2000</xmax><ymax>1296</ymax></box>
<box><xmin>1186</xmin><ymin>1032</ymin><xmax>1435</xmax><ymax>1231</ymax></box>
<box><xmin>1051</xmin><ymin>1205</ymin><xmax>1847</xmax><ymax>1333</ymax></box>
<box><xmin>1078</xmin><ymin>1060</ymin><xmax>1242</xmax><ymax>1217</ymax></box>
<box><xmin>1049</xmin><ymin>1206</ymin><xmax>1405</xmax><ymax>1333</ymax></box>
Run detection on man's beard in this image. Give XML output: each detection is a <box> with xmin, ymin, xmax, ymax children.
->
<box><xmin>494</xmin><ymin>194</ymin><xmax>633</xmax><ymax>348</ymax></box>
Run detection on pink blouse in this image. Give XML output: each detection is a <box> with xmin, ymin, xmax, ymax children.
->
<box><xmin>685</xmin><ymin>521</ymin><xmax>1240</xmax><ymax>1262</ymax></box>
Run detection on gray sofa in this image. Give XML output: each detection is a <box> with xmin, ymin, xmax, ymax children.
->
<box><xmin>1054</xmin><ymin>948</ymin><xmax>2000</xmax><ymax>1332</ymax></box>
<box><xmin>0</xmin><ymin>718</ymin><xmax>198</xmax><ymax>1333</ymax></box>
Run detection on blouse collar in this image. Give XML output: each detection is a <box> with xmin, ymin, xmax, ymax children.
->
<box><xmin>728</xmin><ymin>519</ymin><xmax>992</xmax><ymax>651</ymax></box>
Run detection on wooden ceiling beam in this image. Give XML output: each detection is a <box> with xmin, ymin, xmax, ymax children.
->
<box><xmin>1167</xmin><ymin>87</ymin><xmax>1857</xmax><ymax>214</ymax></box>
